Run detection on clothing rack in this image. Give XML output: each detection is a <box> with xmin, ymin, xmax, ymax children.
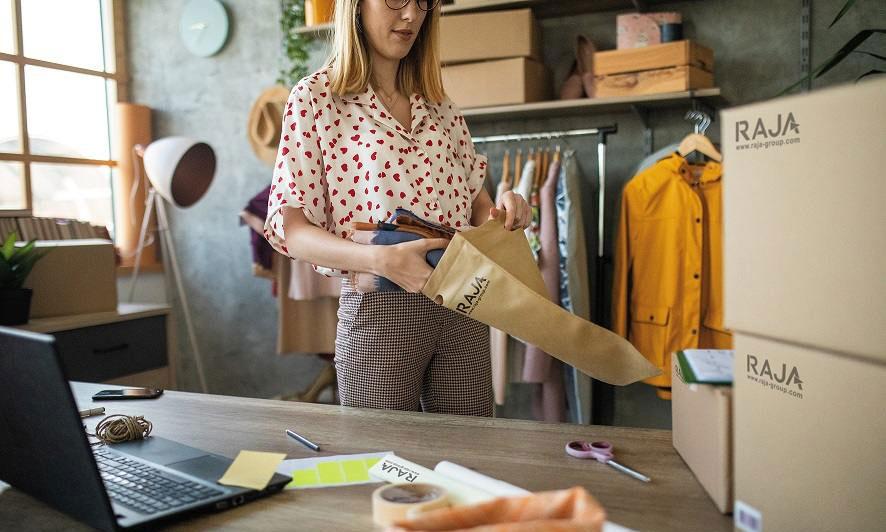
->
<box><xmin>472</xmin><ymin>124</ymin><xmax>618</xmax><ymax>426</ymax></box>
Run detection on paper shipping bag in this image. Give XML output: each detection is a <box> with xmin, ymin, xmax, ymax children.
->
<box><xmin>422</xmin><ymin>216</ymin><xmax>660</xmax><ymax>386</ymax></box>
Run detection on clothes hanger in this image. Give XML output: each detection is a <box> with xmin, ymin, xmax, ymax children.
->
<box><xmin>678</xmin><ymin>110</ymin><xmax>722</xmax><ymax>163</ymax></box>
<box><xmin>538</xmin><ymin>147</ymin><xmax>550</xmax><ymax>188</ymax></box>
<box><xmin>513</xmin><ymin>148</ymin><xmax>523</xmax><ymax>188</ymax></box>
<box><xmin>501</xmin><ymin>149</ymin><xmax>510</xmax><ymax>188</ymax></box>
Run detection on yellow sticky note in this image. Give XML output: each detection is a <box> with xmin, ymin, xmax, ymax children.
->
<box><xmin>218</xmin><ymin>451</ymin><xmax>287</xmax><ymax>490</ymax></box>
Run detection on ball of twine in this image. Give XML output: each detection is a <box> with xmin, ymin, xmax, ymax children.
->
<box><xmin>92</xmin><ymin>414</ymin><xmax>153</xmax><ymax>445</ymax></box>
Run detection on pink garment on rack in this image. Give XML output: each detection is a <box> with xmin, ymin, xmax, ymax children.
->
<box><xmin>288</xmin><ymin>257</ymin><xmax>343</xmax><ymax>301</ymax></box>
<box><xmin>523</xmin><ymin>158</ymin><xmax>565</xmax><ymax>422</ymax></box>
<box><xmin>491</xmin><ymin>179</ymin><xmax>513</xmax><ymax>406</ymax></box>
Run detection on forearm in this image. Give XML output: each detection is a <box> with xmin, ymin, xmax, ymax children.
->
<box><xmin>282</xmin><ymin>207</ymin><xmax>382</xmax><ymax>275</ymax></box>
<box><xmin>470</xmin><ymin>188</ymin><xmax>495</xmax><ymax>227</ymax></box>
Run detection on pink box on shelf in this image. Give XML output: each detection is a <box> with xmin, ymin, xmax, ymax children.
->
<box><xmin>617</xmin><ymin>12</ymin><xmax>682</xmax><ymax>49</ymax></box>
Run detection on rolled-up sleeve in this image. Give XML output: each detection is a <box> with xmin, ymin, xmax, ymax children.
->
<box><xmin>263</xmin><ymin>82</ymin><xmax>328</xmax><ymax>258</ymax></box>
<box><xmin>449</xmin><ymin>101</ymin><xmax>488</xmax><ymax>202</ymax></box>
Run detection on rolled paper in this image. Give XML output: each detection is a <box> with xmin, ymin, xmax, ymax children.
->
<box><xmin>369</xmin><ymin>454</ymin><xmax>493</xmax><ymax>506</ymax></box>
<box><xmin>422</xmin><ymin>216</ymin><xmax>661</xmax><ymax>386</ymax></box>
<box><xmin>433</xmin><ymin>461</ymin><xmax>529</xmax><ymax>498</ymax></box>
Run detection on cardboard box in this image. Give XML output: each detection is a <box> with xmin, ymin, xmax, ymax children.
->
<box><xmin>443</xmin><ymin>57</ymin><xmax>550</xmax><ymax>108</ymax></box>
<box><xmin>595</xmin><ymin>41</ymin><xmax>713</xmax><ymax>76</ymax></box>
<box><xmin>617</xmin><ymin>12</ymin><xmax>682</xmax><ymax>49</ymax></box>
<box><xmin>23</xmin><ymin>239</ymin><xmax>118</xmax><ymax>318</ymax></box>
<box><xmin>594</xmin><ymin>65</ymin><xmax>713</xmax><ymax>97</ymax></box>
<box><xmin>672</xmin><ymin>361</ymin><xmax>732</xmax><ymax>514</ymax></box>
<box><xmin>721</xmin><ymin>79</ymin><xmax>886</xmax><ymax>531</ymax></box>
<box><xmin>440</xmin><ymin>9</ymin><xmax>541</xmax><ymax>64</ymax></box>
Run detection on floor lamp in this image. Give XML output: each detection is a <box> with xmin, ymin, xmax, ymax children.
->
<box><xmin>127</xmin><ymin>137</ymin><xmax>216</xmax><ymax>394</ymax></box>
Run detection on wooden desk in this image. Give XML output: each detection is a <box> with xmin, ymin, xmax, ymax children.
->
<box><xmin>1</xmin><ymin>383</ymin><xmax>731</xmax><ymax>531</ymax></box>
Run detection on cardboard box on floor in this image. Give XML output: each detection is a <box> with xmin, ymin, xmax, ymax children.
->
<box><xmin>721</xmin><ymin>79</ymin><xmax>886</xmax><ymax>532</ymax></box>
<box><xmin>671</xmin><ymin>361</ymin><xmax>732</xmax><ymax>514</ymax></box>
<box><xmin>440</xmin><ymin>8</ymin><xmax>541</xmax><ymax>64</ymax></box>
<box><xmin>443</xmin><ymin>57</ymin><xmax>550</xmax><ymax>108</ymax></box>
<box><xmin>23</xmin><ymin>239</ymin><xmax>118</xmax><ymax>318</ymax></box>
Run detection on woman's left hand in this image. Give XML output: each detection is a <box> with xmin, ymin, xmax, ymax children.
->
<box><xmin>488</xmin><ymin>190</ymin><xmax>531</xmax><ymax>231</ymax></box>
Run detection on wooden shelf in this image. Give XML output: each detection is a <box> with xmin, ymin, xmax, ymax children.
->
<box><xmin>294</xmin><ymin>0</ymin><xmax>693</xmax><ymax>35</ymax></box>
<box><xmin>15</xmin><ymin>303</ymin><xmax>171</xmax><ymax>334</ymax></box>
<box><xmin>460</xmin><ymin>88</ymin><xmax>725</xmax><ymax>122</ymax></box>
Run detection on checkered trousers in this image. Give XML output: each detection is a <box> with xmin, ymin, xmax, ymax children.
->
<box><xmin>334</xmin><ymin>280</ymin><xmax>493</xmax><ymax>417</ymax></box>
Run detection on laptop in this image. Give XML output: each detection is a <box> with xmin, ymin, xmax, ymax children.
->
<box><xmin>0</xmin><ymin>326</ymin><xmax>291</xmax><ymax>531</ymax></box>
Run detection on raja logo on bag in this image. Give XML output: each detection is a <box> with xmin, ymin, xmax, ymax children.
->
<box><xmin>455</xmin><ymin>276</ymin><xmax>490</xmax><ymax>316</ymax></box>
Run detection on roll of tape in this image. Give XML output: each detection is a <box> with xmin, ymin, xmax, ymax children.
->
<box><xmin>372</xmin><ymin>483</ymin><xmax>450</xmax><ymax>526</ymax></box>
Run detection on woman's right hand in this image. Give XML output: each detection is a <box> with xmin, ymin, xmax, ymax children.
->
<box><xmin>375</xmin><ymin>238</ymin><xmax>450</xmax><ymax>293</ymax></box>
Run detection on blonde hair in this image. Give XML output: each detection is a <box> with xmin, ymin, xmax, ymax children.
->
<box><xmin>323</xmin><ymin>0</ymin><xmax>446</xmax><ymax>104</ymax></box>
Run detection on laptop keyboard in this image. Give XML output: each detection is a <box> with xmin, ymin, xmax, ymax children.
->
<box><xmin>94</xmin><ymin>447</ymin><xmax>226</xmax><ymax>515</ymax></box>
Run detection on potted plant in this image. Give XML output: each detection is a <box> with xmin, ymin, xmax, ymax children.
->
<box><xmin>0</xmin><ymin>232</ymin><xmax>50</xmax><ymax>325</ymax></box>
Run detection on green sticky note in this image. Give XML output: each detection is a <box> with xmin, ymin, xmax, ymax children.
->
<box><xmin>341</xmin><ymin>460</ymin><xmax>370</xmax><ymax>482</ymax></box>
<box><xmin>317</xmin><ymin>462</ymin><xmax>345</xmax><ymax>484</ymax></box>
<box><xmin>289</xmin><ymin>468</ymin><xmax>320</xmax><ymax>488</ymax></box>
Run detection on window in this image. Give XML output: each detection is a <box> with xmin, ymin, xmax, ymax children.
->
<box><xmin>0</xmin><ymin>0</ymin><xmax>127</xmax><ymax>239</ymax></box>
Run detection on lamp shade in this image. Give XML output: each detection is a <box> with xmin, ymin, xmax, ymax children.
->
<box><xmin>142</xmin><ymin>137</ymin><xmax>216</xmax><ymax>207</ymax></box>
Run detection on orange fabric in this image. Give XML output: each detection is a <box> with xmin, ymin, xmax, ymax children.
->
<box><xmin>611</xmin><ymin>153</ymin><xmax>732</xmax><ymax>389</ymax></box>
<box><xmin>388</xmin><ymin>487</ymin><xmax>606</xmax><ymax>532</ymax></box>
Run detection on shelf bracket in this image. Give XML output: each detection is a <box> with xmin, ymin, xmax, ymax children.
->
<box><xmin>631</xmin><ymin>104</ymin><xmax>653</xmax><ymax>156</ymax></box>
<box><xmin>801</xmin><ymin>0</ymin><xmax>812</xmax><ymax>91</ymax></box>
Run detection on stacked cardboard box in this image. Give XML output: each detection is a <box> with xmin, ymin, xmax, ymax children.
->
<box><xmin>440</xmin><ymin>9</ymin><xmax>550</xmax><ymax>108</ymax></box>
<box><xmin>593</xmin><ymin>41</ymin><xmax>714</xmax><ymax>97</ymax></box>
<box><xmin>1</xmin><ymin>216</ymin><xmax>108</xmax><ymax>242</ymax></box>
<box><xmin>721</xmin><ymin>79</ymin><xmax>886</xmax><ymax>531</ymax></box>
<box><xmin>5</xmin><ymin>217</ymin><xmax>119</xmax><ymax>319</ymax></box>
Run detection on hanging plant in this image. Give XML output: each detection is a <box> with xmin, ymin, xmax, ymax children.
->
<box><xmin>279</xmin><ymin>0</ymin><xmax>315</xmax><ymax>87</ymax></box>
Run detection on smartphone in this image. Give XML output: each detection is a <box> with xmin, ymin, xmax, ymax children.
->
<box><xmin>92</xmin><ymin>388</ymin><xmax>164</xmax><ymax>401</ymax></box>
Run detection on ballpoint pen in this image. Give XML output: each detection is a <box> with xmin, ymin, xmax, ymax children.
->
<box><xmin>79</xmin><ymin>407</ymin><xmax>105</xmax><ymax>418</ymax></box>
<box><xmin>285</xmin><ymin>429</ymin><xmax>320</xmax><ymax>452</ymax></box>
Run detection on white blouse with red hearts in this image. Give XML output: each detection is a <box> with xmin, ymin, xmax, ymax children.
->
<box><xmin>264</xmin><ymin>66</ymin><xmax>487</xmax><ymax>277</ymax></box>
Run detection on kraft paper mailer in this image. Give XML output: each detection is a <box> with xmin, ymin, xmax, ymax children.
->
<box><xmin>422</xmin><ymin>216</ymin><xmax>660</xmax><ymax>386</ymax></box>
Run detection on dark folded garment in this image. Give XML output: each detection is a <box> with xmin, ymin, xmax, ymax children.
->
<box><xmin>349</xmin><ymin>209</ymin><xmax>452</xmax><ymax>292</ymax></box>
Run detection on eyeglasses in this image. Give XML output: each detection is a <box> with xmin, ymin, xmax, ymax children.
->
<box><xmin>384</xmin><ymin>0</ymin><xmax>441</xmax><ymax>11</ymax></box>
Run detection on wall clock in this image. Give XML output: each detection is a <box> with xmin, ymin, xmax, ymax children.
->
<box><xmin>180</xmin><ymin>0</ymin><xmax>230</xmax><ymax>57</ymax></box>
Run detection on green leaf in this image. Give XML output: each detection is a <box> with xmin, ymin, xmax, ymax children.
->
<box><xmin>816</xmin><ymin>29</ymin><xmax>886</xmax><ymax>79</ymax></box>
<box><xmin>828</xmin><ymin>0</ymin><xmax>857</xmax><ymax>29</ymax></box>
<box><xmin>10</xmin><ymin>239</ymin><xmax>35</xmax><ymax>262</ymax></box>
<box><xmin>1</xmin><ymin>232</ymin><xmax>15</xmax><ymax>261</ymax></box>
<box><xmin>0</xmin><ymin>257</ymin><xmax>12</xmax><ymax>285</ymax></box>
<box><xmin>856</xmin><ymin>69</ymin><xmax>886</xmax><ymax>81</ymax></box>
<box><xmin>852</xmin><ymin>50</ymin><xmax>886</xmax><ymax>62</ymax></box>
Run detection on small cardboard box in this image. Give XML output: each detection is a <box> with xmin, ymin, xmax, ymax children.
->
<box><xmin>617</xmin><ymin>12</ymin><xmax>682</xmax><ymax>49</ymax></box>
<box><xmin>594</xmin><ymin>65</ymin><xmax>713</xmax><ymax>97</ymax></box>
<box><xmin>722</xmin><ymin>79</ymin><xmax>886</xmax><ymax>531</ymax></box>
<box><xmin>672</xmin><ymin>361</ymin><xmax>732</xmax><ymax>514</ymax></box>
<box><xmin>595</xmin><ymin>40</ymin><xmax>713</xmax><ymax>76</ymax></box>
<box><xmin>440</xmin><ymin>8</ymin><xmax>541</xmax><ymax>64</ymax></box>
<box><xmin>443</xmin><ymin>57</ymin><xmax>550</xmax><ymax>109</ymax></box>
<box><xmin>23</xmin><ymin>239</ymin><xmax>118</xmax><ymax>318</ymax></box>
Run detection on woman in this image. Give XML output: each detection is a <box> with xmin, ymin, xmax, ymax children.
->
<box><xmin>264</xmin><ymin>0</ymin><xmax>530</xmax><ymax>416</ymax></box>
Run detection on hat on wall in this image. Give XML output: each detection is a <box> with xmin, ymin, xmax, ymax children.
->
<box><xmin>247</xmin><ymin>85</ymin><xmax>291</xmax><ymax>166</ymax></box>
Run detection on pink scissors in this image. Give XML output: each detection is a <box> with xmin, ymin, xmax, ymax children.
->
<box><xmin>565</xmin><ymin>440</ymin><xmax>651</xmax><ymax>483</ymax></box>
